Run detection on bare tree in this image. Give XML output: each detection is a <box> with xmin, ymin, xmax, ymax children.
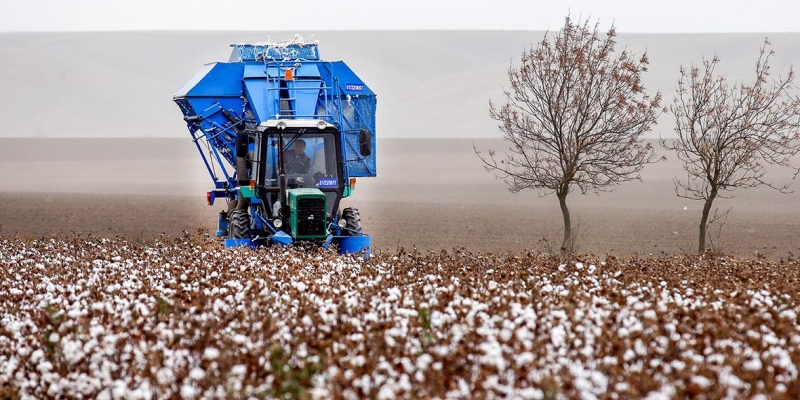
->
<box><xmin>663</xmin><ymin>40</ymin><xmax>800</xmax><ymax>253</ymax></box>
<box><xmin>475</xmin><ymin>16</ymin><xmax>662</xmax><ymax>252</ymax></box>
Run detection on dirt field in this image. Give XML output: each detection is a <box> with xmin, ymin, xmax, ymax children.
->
<box><xmin>1</xmin><ymin>138</ymin><xmax>799</xmax><ymax>257</ymax></box>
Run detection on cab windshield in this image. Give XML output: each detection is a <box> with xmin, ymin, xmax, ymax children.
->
<box><xmin>263</xmin><ymin>133</ymin><xmax>339</xmax><ymax>189</ymax></box>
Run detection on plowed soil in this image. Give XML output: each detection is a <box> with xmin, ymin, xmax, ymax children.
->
<box><xmin>1</xmin><ymin>138</ymin><xmax>799</xmax><ymax>257</ymax></box>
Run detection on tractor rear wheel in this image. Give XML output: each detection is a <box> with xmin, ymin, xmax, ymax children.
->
<box><xmin>228</xmin><ymin>209</ymin><xmax>250</xmax><ymax>239</ymax></box>
<box><xmin>340</xmin><ymin>207</ymin><xmax>363</xmax><ymax>236</ymax></box>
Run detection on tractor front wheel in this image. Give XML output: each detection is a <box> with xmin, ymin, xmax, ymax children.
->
<box><xmin>228</xmin><ymin>209</ymin><xmax>250</xmax><ymax>239</ymax></box>
<box><xmin>340</xmin><ymin>207</ymin><xmax>363</xmax><ymax>236</ymax></box>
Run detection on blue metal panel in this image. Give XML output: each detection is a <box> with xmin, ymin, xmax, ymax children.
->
<box><xmin>329</xmin><ymin>61</ymin><xmax>374</xmax><ymax>95</ymax></box>
<box><xmin>336</xmin><ymin>235</ymin><xmax>371</xmax><ymax>255</ymax></box>
<box><xmin>225</xmin><ymin>238</ymin><xmax>253</xmax><ymax>248</ymax></box>
<box><xmin>216</xmin><ymin>212</ymin><xmax>229</xmax><ymax>237</ymax></box>
<box><xmin>243</xmin><ymin>78</ymin><xmax>273</xmax><ymax>123</ymax></box>
<box><xmin>270</xmin><ymin>232</ymin><xmax>294</xmax><ymax>246</ymax></box>
<box><xmin>174</xmin><ymin>64</ymin><xmax>214</xmax><ymax>98</ymax></box>
<box><xmin>243</xmin><ymin>63</ymin><xmax>267</xmax><ymax>78</ymax></box>
<box><xmin>175</xmin><ymin>63</ymin><xmax>245</xmax><ymax>98</ymax></box>
<box><xmin>295</xmin><ymin>63</ymin><xmax>321</xmax><ymax>78</ymax></box>
<box><xmin>292</xmin><ymin>80</ymin><xmax>323</xmax><ymax>118</ymax></box>
<box><xmin>265</xmin><ymin>66</ymin><xmax>282</xmax><ymax>78</ymax></box>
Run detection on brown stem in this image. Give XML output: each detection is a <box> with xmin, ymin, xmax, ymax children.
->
<box><xmin>698</xmin><ymin>190</ymin><xmax>718</xmax><ymax>253</ymax></box>
<box><xmin>557</xmin><ymin>189</ymin><xmax>571</xmax><ymax>252</ymax></box>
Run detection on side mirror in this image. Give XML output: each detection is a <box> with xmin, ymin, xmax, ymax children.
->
<box><xmin>359</xmin><ymin>129</ymin><xmax>373</xmax><ymax>156</ymax></box>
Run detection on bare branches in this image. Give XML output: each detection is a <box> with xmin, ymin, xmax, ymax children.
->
<box><xmin>476</xmin><ymin>15</ymin><xmax>662</xmax><ymax>252</ymax></box>
<box><xmin>666</xmin><ymin>40</ymin><xmax>800</xmax><ymax>199</ymax></box>
<box><xmin>664</xmin><ymin>39</ymin><xmax>800</xmax><ymax>252</ymax></box>
<box><xmin>477</xmin><ymin>16</ymin><xmax>661</xmax><ymax>198</ymax></box>
<box><xmin>705</xmin><ymin>207</ymin><xmax>731</xmax><ymax>253</ymax></box>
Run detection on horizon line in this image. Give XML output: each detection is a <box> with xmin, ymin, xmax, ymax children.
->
<box><xmin>1</xmin><ymin>29</ymin><xmax>799</xmax><ymax>35</ymax></box>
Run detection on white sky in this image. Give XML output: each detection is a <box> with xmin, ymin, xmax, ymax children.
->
<box><xmin>1</xmin><ymin>0</ymin><xmax>799</xmax><ymax>33</ymax></box>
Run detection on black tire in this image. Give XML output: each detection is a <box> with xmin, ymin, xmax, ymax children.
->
<box><xmin>236</xmin><ymin>156</ymin><xmax>249</xmax><ymax>186</ymax></box>
<box><xmin>227</xmin><ymin>198</ymin><xmax>238</xmax><ymax>214</ymax></box>
<box><xmin>228</xmin><ymin>209</ymin><xmax>250</xmax><ymax>239</ymax></box>
<box><xmin>340</xmin><ymin>207</ymin><xmax>363</xmax><ymax>236</ymax></box>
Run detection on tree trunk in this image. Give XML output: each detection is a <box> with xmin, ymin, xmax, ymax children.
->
<box><xmin>557</xmin><ymin>190</ymin><xmax>571</xmax><ymax>252</ymax></box>
<box><xmin>698</xmin><ymin>191</ymin><xmax>717</xmax><ymax>253</ymax></box>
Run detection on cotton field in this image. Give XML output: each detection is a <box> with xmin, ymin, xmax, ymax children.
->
<box><xmin>1</xmin><ymin>233</ymin><xmax>799</xmax><ymax>399</ymax></box>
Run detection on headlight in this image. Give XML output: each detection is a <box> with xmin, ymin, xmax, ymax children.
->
<box><xmin>337</xmin><ymin>219</ymin><xmax>347</xmax><ymax>228</ymax></box>
<box><xmin>273</xmin><ymin>219</ymin><xmax>283</xmax><ymax>228</ymax></box>
<box><xmin>276</xmin><ymin>120</ymin><xmax>287</xmax><ymax>130</ymax></box>
<box><xmin>317</xmin><ymin>120</ymin><xmax>328</xmax><ymax>130</ymax></box>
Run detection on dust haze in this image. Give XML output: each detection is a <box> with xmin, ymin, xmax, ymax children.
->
<box><xmin>1</xmin><ymin>31</ymin><xmax>799</xmax><ymax>256</ymax></box>
<box><xmin>1</xmin><ymin>31</ymin><xmax>799</xmax><ymax>139</ymax></box>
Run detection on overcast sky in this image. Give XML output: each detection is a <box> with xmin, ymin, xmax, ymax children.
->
<box><xmin>1</xmin><ymin>0</ymin><xmax>799</xmax><ymax>33</ymax></box>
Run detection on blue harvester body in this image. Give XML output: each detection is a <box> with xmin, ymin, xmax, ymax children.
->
<box><xmin>173</xmin><ymin>39</ymin><xmax>376</xmax><ymax>254</ymax></box>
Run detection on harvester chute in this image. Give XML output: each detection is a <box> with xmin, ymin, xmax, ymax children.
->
<box><xmin>173</xmin><ymin>36</ymin><xmax>376</xmax><ymax>254</ymax></box>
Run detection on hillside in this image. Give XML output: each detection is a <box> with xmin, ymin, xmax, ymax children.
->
<box><xmin>1</xmin><ymin>31</ymin><xmax>798</xmax><ymax>139</ymax></box>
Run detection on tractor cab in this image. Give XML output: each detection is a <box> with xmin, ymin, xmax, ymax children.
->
<box><xmin>254</xmin><ymin>120</ymin><xmax>346</xmax><ymax>239</ymax></box>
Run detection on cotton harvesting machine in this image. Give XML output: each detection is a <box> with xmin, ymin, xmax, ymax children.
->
<box><xmin>173</xmin><ymin>37</ymin><xmax>376</xmax><ymax>253</ymax></box>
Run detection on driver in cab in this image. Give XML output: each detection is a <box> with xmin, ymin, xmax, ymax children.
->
<box><xmin>285</xmin><ymin>139</ymin><xmax>311</xmax><ymax>174</ymax></box>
